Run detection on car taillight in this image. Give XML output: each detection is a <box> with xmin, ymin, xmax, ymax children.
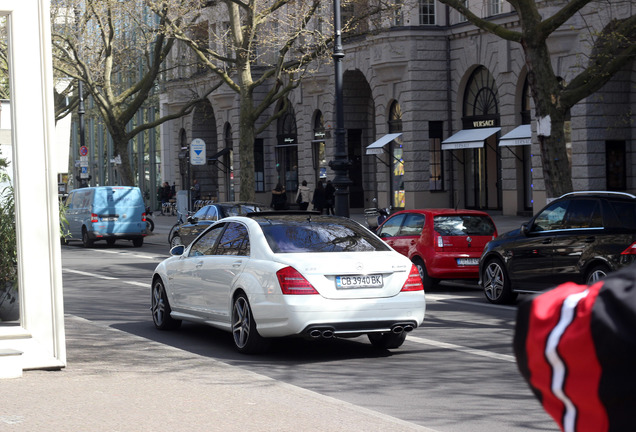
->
<box><xmin>142</xmin><ymin>212</ymin><xmax>147</xmax><ymax>222</ymax></box>
<box><xmin>401</xmin><ymin>264</ymin><xmax>424</xmax><ymax>292</ymax></box>
<box><xmin>436</xmin><ymin>234</ymin><xmax>444</xmax><ymax>248</ymax></box>
<box><xmin>621</xmin><ymin>242</ymin><xmax>636</xmax><ymax>255</ymax></box>
<box><xmin>276</xmin><ymin>266</ymin><xmax>319</xmax><ymax>295</ymax></box>
<box><xmin>91</xmin><ymin>213</ymin><xmax>99</xmax><ymax>223</ymax></box>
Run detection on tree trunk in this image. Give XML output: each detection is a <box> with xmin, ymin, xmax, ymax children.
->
<box><xmin>238</xmin><ymin>90</ymin><xmax>256</xmax><ymax>202</ymax></box>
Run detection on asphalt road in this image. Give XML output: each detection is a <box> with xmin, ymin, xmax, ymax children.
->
<box><xmin>60</xmin><ymin>221</ymin><xmax>558</xmax><ymax>432</ymax></box>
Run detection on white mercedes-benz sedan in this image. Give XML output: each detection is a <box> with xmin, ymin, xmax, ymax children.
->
<box><xmin>151</xmin><ymin>212</ymin><xmax>426</xmax><ymax>354</ymax></box>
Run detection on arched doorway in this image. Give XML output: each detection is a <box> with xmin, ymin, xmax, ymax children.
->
<box><xmin>388</xmin><ymin>101</ymin><xmax>404</xmax><ymax>209</ymax></box>
<box><xmin>461</xmin><ymin>66</ymin><xmax>501</xmax><ymax>210</ymax></box>
<box><xmin>343</xmin><ymin>70</ymin><xmax>374</xmax><ymax>209</ymax></box>
<box><xmin>191</xmin><ymin>100</ymin><xmax>218</xmax><ymax>201</ymax></box>
<box><xmin>312</xmin><ymin>111</ymin><xmax>327</xmax><ymax>185</ymax></box>
<box><xmin>223</xmin><ymin>122</ymin><xmax>235</xmax><ymax>201</ymax></box>
<box><xmin>276</xmin><ymin>100</ymin><xmax>298</xmax><ymax>197</ymax></box>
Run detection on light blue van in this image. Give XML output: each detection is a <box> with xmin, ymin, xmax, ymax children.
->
<box><xmin>63</xmin><ymin>186</ymin><xmax>147</xmax><ymax>247</ymax></box>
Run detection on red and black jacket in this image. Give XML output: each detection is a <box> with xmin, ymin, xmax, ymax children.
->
<box><xmin>514</xmin><ymin>264</ymin><xmax>636</xmax><ymax>432</ymax></box>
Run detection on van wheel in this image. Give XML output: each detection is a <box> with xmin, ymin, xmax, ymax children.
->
<box><xmin>132</xmin><ymin>238</ymin><xmax>144</xmax><ymax>247</ymax></box>
<box><xmin>82</xmin><ymin>227</ymin><xmax>94</xmax><ymax>248</ymax></box>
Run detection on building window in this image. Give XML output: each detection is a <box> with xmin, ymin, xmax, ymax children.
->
<box><xmin>488</xmin><ymin>0</ymin><xmax>502</xmax><ymax>16</ymax></box>
<box><xmin>459</xmin><ymin>0</ymin><xmax>468</xmax><ymax>23</ymax></box>
<box><xmin>394</xmin><ymin>0</ymin><xmax>403</xmax><ymax>26</ymax></box>
<box><xmin>606</xmin><ymin>141</ymin><xmax>626</xmax><ymax>191</ymax></box>
<box><xmin>419</xmin><ymin>0</ymin><xmax>435</xmax><ymax>25</ymax></box>
<box><xmin>254</xmin><ymin>138</ymin><xmax>264</xmax><ymax>192</ymax></box>
<box><xmin>429</xmin><ymin>121</ymin><xmax>443</xmax><ymax>191</ymax></box>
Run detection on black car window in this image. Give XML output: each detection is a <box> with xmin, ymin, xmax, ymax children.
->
<box><xmin>532</xmin><ymin>201</ymin><xmax>569</xmax><ymax>232</ymax></box>
<box><xmin>399</xmin><ymin>214</ymin><xmax>425</xmax><ymax>236</ymax></box>
<box><xmin>260</xmin><ymin>218</ymin><xmax>390</xmax><ymax>253</ymax></box>
<box><xmin>434</xmin><ymin>215</ymin><xmax>496</xmax><ymax>236</ymax></box>
<box><xmin>189</xmin><ymin>224</ymin><xmax>225</xmax><ymax>256</ymax></box>
<box><xmin>563</xmin><ymin>199</ymin><xmax>599</xmax><ymax>229</ymax></box>
<box><xmin>192</xmin><ymin>206</ymin><xmax>209</xmax><ymax>220</ymax></box>
<box><xmin>608</xmin><ymin>200</ymin><xmax>636</xmax><ymax>229</ymax></box>
<box><xmin>216</xmin><ymin>223</ymin><xmax>249</xmax><ymax>256</ymax></box>
<box><xmin>377</xmin><ymin>214</ymin><xmax>405</xmax><ymax>238</ymax></box>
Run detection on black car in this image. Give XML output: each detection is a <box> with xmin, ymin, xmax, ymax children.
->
<box><xmin>479</xmin><ymin>191</ymin><xmax>636</xmax><ymax>304</ymax></box>
<box><xmin>168</xmin><ymin>202</ymin><xmax>270</xmax><ymax>247</ymax></box>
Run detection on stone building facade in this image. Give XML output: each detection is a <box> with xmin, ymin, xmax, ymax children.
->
<box><xmin>159</xmin><ymin>0</ymin><xmax>635</xmax><ymax>216</ymax></box>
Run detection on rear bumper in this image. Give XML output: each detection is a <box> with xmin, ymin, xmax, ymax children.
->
<box><xmin>426</xmin><ymin>254</ymin><xmax>481</xmax><ymax>279</ymax></box>
<box><xmin>251</xmin><ymin>291</ymin><xmax>426</xmax><ymax>338</ymax></box>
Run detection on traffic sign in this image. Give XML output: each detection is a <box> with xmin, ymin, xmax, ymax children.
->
<box><xmin>190</xmin><ymin>139</ymin><xmax>206</xmax><ymax>165</ymax></box>
<box><xmin>79</xmin><ymin>146</ymin><xmax>88</xmax><ymax>156</ymax></box>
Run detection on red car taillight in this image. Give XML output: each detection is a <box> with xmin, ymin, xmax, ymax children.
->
<box><xmin>401</xmin><ymin>264</ymin><xmax>424</xmax><ymax>292</ymax></box>
<box><xmin>621</xmin><ymin>242</ymin><xmax>636</xmax><ymax>255</ymax></box>
<box><xmin>91</xmin><ymin>213</ymin><xmax>99</xmax><ymax>223</ymax></box>
<box><xmin>276</xmin><ymin>266</ymin><xmax>319</xmax><ymax>295</ymax></box>
<box><xmin>142</xmin><ymin>212</ymin><xmax>147</xmax><ymax>222</ymax></box>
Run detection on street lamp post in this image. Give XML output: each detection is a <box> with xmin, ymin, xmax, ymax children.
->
<box><xmin>328</xmin><ymin>0</ymin><xmax>351</xmax><ymax>217</ymax></box>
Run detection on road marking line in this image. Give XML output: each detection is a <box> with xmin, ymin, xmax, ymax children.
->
<box><xmin>408</xmin><ymin>336</ymin><xmax>516</xmax><ymax>363</ymax></box>
<box><xmin>124</xmin><ymin>281</ymin><xmax>148</xmax><ymax>287</ymax></box>
<box><xmin>426</xmin><ymin>294</ymin><xmax>517</xmax><ymax>311</ymax></box>
<box><xmin>63</xmin><ymin>268</ymin><xmax>117</xmax><ymax>280</ymax></box>
<box><xmin>95</xmin><ymin>249</ymin><xmax>161</xmax><ymax>260</ymax></box>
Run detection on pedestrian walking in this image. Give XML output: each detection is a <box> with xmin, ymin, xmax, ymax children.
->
<box><xmin>325</xmin><ymin>180</ymin><xmax>335</xmax><ymax>215</ymax></box>
<box><xmin>296</xmin><ymin>180</ymin><xmax>311</xmax><ymax>210</ymax></box>
<box><xmin>271</xmin><ymin>183</ymin><xmax>287</xmax><ymax>210</ymax></box>
<box><xmin>161</xmin><ymin>181</ymin><xmax>171</xmax><ymax>214</ymax></box>
<box><xmin>312</xmin><ymin>181</ymin><xmax>326</xmax><ymax>214</ymax></box>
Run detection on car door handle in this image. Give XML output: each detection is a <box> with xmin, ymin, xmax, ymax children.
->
<box><xmin>232</xmin><ymin>260</ymin><xmax>243</xmax><ymax>268</ymax></box>
<box><xmin>196</xmin><ymin>261</ymin><xmax>203</xmax><ymax>268</ymax></box>
<box><xmin>542</xmin><ymin>238</ymin><xmax>552</xmax><ymax>244</ymax></box>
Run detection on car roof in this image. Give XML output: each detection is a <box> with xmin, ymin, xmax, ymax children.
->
<box><xmin>556</xmin><ymin>191</ymin><xmax>636</xmax><ymax>201</ymax></box>
<box><xmin>389</xmin><ymin>208</ymin><xmax>494</xmax><ymax>217</ymax></box>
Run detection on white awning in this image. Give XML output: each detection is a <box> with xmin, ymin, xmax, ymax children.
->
<box><xmin>441</xmin><ymin>127</ymin><xmax>501</xmax><ymax>150</ymax></box>
<box><xmin>499</xmin><ymin>124</ymin><xmax>532</xmax><ymax>147</ymax></box>
<box><xmin>365</xmin><ymin>133</ymin><xmax>402</xmax><ymax>155</ymax></box>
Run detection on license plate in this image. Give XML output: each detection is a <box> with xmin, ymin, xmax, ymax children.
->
<box><xmin>101</xmin><ymin>217</ymin><xmax>118</xmax><ymax>221</ymax></box>
<box><xmin>336</xmin><ymin>274</ymin><xmax>383</xmax><ymax>289</ymax></box>
<box><xmin>457</xmin><ymin>258</ymin><xmax>479</xmax><ymax>266</ymax></box>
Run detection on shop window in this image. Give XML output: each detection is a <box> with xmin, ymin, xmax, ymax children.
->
<box><xmin>429</xmin><ymin>121</ymin><xmax>443</xmax><ymax>191</ymax></box>
<box><xmin>389</xmin><ymin>102</ymin><xmax>404</xmax><ymax>208</ymax></box>
<box><xmin>606</xmin><ymin>140</ymin><xmax>626</xmax><ymax>191</ymax></box>
<box><xmin>254</xmin><ymin>138</ymin><xmax>264</xmax><ymax>192</ymax></box>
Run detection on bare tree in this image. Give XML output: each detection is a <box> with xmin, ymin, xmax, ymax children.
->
<box><xmin>152</xmin><ymin>0</ymin><xmax>395</xmax><ymax>202</ymax></box>
<box><xmin>438</xmin><ymin>0</ymin><xmax>636</xmax><ymax>198</ymax></box>
<box><xmin>51</xmin><ymin>0</ymin><xmax>220</xmax><ymax>185</ymax></box>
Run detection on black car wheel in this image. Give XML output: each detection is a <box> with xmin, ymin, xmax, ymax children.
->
<box><xmin>483</xmin><ymin>258</ymin><xmax>517</xmax><ymax>304</ymax></box>
<box><xmin>232</xmin><ymin>293</ymin><xmax>269</xmax><ymax>354</ymax></box>
<box><xmin>586</xmin><ymin>264</ymin><xmax>610</xmax><ymax>285</ymax></box>
<box><xmin>170</xmin><ymin>234</ymin><xmax>182</xmax><ymax>248</ymax></box>
<box><xmin>82</xmin><ymin>227</ymin><xmax>94</xmax><ymax>248</ymax></box>
<box><xmin>133</xmin><ymin>237</ymin><xmax>143</xmax><ymax>247</ymax></box>
<box><xmin>151</xmin><ymin>278</ymin><xmax>181</xmax><ymax>330</ymax></box>
<box><xmin>368</xmin><ymin>331</ymin><xmax>407</xmax><ymax>349</ymax></box>
<box><xmin>413</xmin><ymin>258</ymin><xmax>438</xmax><ymax>290</ymax></box>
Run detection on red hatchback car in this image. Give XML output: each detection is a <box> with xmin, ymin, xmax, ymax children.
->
<box><xmin>375</xmin><ymin>209</ymin><xmax>498</xmax><ymax>288</ymax></box>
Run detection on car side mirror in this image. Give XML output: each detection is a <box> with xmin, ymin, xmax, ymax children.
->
<box><xmin>521</xmin><ymin>223</ymin><xmax>529</xmax><ymax>236</ymax></box>
<box><xmin>187</xmin><ymin>216</ymin><xmax>197</xmax><ymax>223</ymax></box>
<box><xmin>170</xmin><ymin>245</ymin><xmax>185</xmax><ymax>256</ymax></box>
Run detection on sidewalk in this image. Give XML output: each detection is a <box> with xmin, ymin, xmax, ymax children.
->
<box><xmin>1</xmin><ymin>315</ymin><xmax>434</xmax><ymax>432</ymax></box>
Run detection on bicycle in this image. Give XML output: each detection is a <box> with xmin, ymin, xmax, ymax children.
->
<box><xmin>168</xmin><ymin>209</ymin><xmax>193</xmax><ymax>248</ymax></box>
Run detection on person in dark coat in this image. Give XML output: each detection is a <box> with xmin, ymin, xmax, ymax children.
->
<box><xmin>270</xmin><ymin>183</ymin><xmax>287</xmax><ymax>210</ymax></box>
<box><xmin>514</xmin><ymin>263</ymin><xmax>636</xmax><ymax>432</ymax></box>
<box><xmin>312</xmin><ymin>181</ymin><xmax>326</xmax><ymax>214</ymax></box>
<box><xmin>324</xmin><ymin>180</ymin><xmax>335</xmax><ymax>215</ymax></box>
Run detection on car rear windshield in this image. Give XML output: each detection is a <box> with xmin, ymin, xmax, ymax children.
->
<box><xmin>257</xmin><ymin>216</ymin><xmax>390</xmax><ymax>253</ymax></box>
<box><xmin>434</xmin><ymin>215</ymin><xmax>496</xmax><ymax>236</ymax></box>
